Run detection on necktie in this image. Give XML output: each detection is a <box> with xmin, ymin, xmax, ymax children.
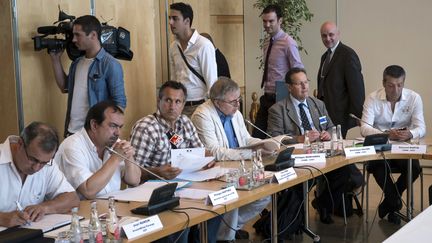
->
<box><xmin>261</xmin><ymin>38</ymin><xmax>274</xmax><ymax>88</ymax></box>
<box><xmin>299</xmin><ymin>103</ymin><xmax>312</xmax><ymax>131</ymax></box>
<box><xmin>318</xmin><ymin>49</ymin><xmax>332</xmax><ymax>98</ymax></box>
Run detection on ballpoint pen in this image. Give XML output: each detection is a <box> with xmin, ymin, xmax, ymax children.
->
<box><xmin>15</xmin><ymin>201</ymin><xmax>31</xmax><ymax>226</ymax></box>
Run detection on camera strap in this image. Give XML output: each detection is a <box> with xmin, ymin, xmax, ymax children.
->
<box><xmin>177</xmin><ymin>45</ymin><xmax>206</xmax><ymax>86</ymax></box>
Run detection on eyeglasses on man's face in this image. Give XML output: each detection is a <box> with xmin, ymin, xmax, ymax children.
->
<box><xmin>220</xmin><ymin>96</ymin><xmax>242</xmax><ymax>107</ymax></box>
<box><xmin>22</xmin><ymin>140</ymin><xmax>54</xmax><ymax>167</ymax></box>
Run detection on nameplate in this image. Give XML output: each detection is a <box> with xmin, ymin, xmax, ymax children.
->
<box><xmin>122</xmin><ymin>215</ymin><xmax>163</xmax><ymax>239</ymax></box>
<box><xmin>391</xmin><ymin>144</ymin><xmax>427</xmax><ymax>154</ymax></box>
<box><xmin>344</xmin><ymin>146</ymin><xmax>376</xmax><ymax>158</ymax></box>
<box><xmin>273</xmin><ymin>167</ymin><xmax>297</xmax><ymax>184</ymax></box>
<box><xmin>207</xmin><ymin>186</ymin><xmax>238</xmax><ymax>206</ymax></box>
<box><xmin>292</xmin><ymin>153</ymin><xmax>326</xmax><ymax>164</ymax></box>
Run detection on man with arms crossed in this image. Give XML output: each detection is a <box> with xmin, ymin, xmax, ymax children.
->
<box><xmin>0</xmin><ymin>122</ymin><xmax>79</xmax><ymax>227</ymax></box>
<box><xmin>252</xmin><ymin>4</ymin><xmax>304</xmax><ymax>139</ymax></box>
<box><xmin>168</xmin><ymin>2</ymin><xmax>217</xmax><ymax>117</ymax></box>
<box><xmin>361</xmin><ymin>65</ymin><xmax>425</xmax><ymax>224</ymax></box>
<box><xmin>55</xmin><ymin>101</ymin><xmax>141</xmax><ymax>199</ymax></box>
<box><xmin>50</xmin><ymin>15</ymin><xmax>126</xmax><ymax>137</ymax></box>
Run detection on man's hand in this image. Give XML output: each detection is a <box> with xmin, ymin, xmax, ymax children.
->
<box><xmin>156</xmin><ymin>164</ymin><xmax>182</xmax><ymax>180</ymax></box>
<box><xmin>307</xmin><ymin>130</ymin><xmax>321</xmax><ymax>142</ymax></box>
<box><xmin>319</xmin><ymin>131</ymin><xmax>331</xmax><ymax>141</ymax></box>
<box><xmin>24</xmin><ymin>204</ymin><xmax>47</xmax><ymax>222</ymax></box>
<box><xmin>0</xmin><ymin>211</ymin><xmax>31</xmax><ymax>227</ymax></box>
<box><xmin>49</xmin><ymin>49</ymin><xmax>64</xmax><ymax>61</ymax></box>
<box><xmin>389</xmin><ymin>129</ymin><xmax>413</xmax><ymax>141</ymax></box>
<box><xmin>113</xmin><ymin>140</ymin><xmax>135</xmax><ymax>162</ymax></box>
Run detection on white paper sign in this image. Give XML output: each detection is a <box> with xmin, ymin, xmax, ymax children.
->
<box><xmin>391</xmin><ymin>145</ymin><xmax>427</xmax><ymax>154</ymax></box>
<box><xmin>122</xmin><ymin>215</ymin><xmax>163</xmax><ymax>239</ymax></box>
<box><xmin>273</xmin><ymin>167</ymin><xmax>297</xmax><ymax>184</ymax></box>
<box><xmin>292</xmin><ymin>153</ymin><xmax>326</xmax><ymax>165</ymax></box>
<box><xmin>207</xmin><ymin>186</ymin><xmax>238</xmax><ymax>206</ymax></box>
<box><xmin>344</xmin><ymin>146</ymin><xmax>376</xmax><ymax>158</ymax></box>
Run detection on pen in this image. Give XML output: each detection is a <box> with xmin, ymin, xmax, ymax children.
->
<box><xmin>15</xmin><ymin>201</ymin><xmax>31</xmax><ymax>226</ymax></box>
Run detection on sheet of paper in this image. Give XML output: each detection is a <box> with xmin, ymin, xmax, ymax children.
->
<box><xmin>236</xmin><ymin>135</ymin><xmax>292</xmax><ymax>151</ymax></box>
<box><xmin>22</xmin><ymin>214</ymin><xmax>75</xmax><ymax>233</ymax></box>
<box><xmin>97</xmin><ymin>181</ymin><xmax>190</xmax><ymax>202</ymax></box>
<box><xmin>176</xmin><ymin>166</ymin><xmax>230</xmax><ymax>182</ymax></box>
<box><xmin>175</xmin><ymin>188</ymin><xmax>215</xmax><ymax>200</ymax></box>
<box><xmin>171</xmin><ymin>148</ymin><xmax>214</xmax><ymax>173</ymax></box>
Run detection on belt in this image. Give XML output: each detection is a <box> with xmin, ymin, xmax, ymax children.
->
<box><xmin>185</xmin><ymin>99</ymin><xmax>205</xmax><ymax>106</ymax></box>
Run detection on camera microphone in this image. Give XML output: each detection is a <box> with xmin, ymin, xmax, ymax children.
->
<box><xmin>37</xmin><ymin>26</ymin><xmax>59</xmax><ymax>35</ymax></box>
<box><xmin>244</xmin><ymin>118</ymin><xmax>290</xmax><ymax>149</ymax></box>
<box><xmin>349</xmin><ymin>113</ymin><xmax>385</xmax><ymax>133</ymax></box>
<box><xmin>104</xmin><ymin>146</ymin><xmax>170</xmax><ymax>184</ymax></box>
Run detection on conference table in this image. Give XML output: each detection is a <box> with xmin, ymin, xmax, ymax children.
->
<box><xmin>76</xmin><ymin>139</ymin><xmax>432</xmax><ymax>243</ymax></box>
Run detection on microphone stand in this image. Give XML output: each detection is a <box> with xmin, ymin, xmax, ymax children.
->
<box><xmin>244</xmin><ymin>118</ymin><xmax>291</xmax><ymax>149</ymax></box>
<box><xmin>349</xmin><ymin>113</ymin><xmax>385</xmax><ymax>133</ymax></box>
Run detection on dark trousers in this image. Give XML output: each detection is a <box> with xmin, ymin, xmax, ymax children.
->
<box><xmin>367</xmin><ymin>159</ymin><xmax>421</xmax><ymax>207</ymax></box>
<box><xmin>252</xmin><ymin>93</ymin><xmax>276</xmax><ymax>139</ymax></box>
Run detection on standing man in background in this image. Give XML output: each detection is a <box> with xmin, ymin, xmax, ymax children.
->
<box><xmin>252</xmin><ymin>4</ymin><xmax>304</xmax><ymax>139</ymax></box>
<box><xmin>317</xmin><ymin>21</ymin><xmax>364</xmax><ymax>138</ymax></box>
<box><xmin>200</xmin><ymin>32</ymin><xmax>231</xmax><ymax>78</ymax></box>
<box><xmin>168</xmin><ymin>2</ymin><xmax>218</xmax><ymax>117</ymax></box>
<box><xmin>49</xmin><ymin>15</ymin><xmax>126</xmax><ymax>137</ymax></box>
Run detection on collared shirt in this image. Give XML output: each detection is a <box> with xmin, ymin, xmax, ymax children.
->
<box><xmin>361</xmin><ymin>88</ymin><xmax>426</xmax><ymax>139</ymax></box>
<box><xmin>54</xmin><ymin>128</ymin><xmax>124</xmax><ymax>199</ymax></box>
<box><xmin>169</xmin><ymin>30</ymin><xmax>218</xmax><ymax>101</ymax></box>
<box><xmin>216</xmin><ymin>109</ymin><xmax>239</xmax><ymax>148</ymax></box>
<box><xmin>65</xmin><ymin>48</ymin><xmax>126</xmax><ymax>135</ymax></box>
<box><xmin>263</xmin><ymin>30</ymin><xmax>304</xmax><ymax>94</ymax></box>
<box><xmin>130</xmin><ymin>111</ymin><xmax>203</xmax><ymax>167</ymax></box>
<box><xmin>0</xmin><ymin>136</ymin><xmax>74</xmax><ymax>212</ymax></box>
<box><xmin>290</xmin><ymin>94</ymin><xmax>316</xmax><ymax>134</ymax></box>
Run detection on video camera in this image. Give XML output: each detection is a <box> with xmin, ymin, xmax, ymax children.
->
<box><xmin>32</xmin><ymin>9</ymin><xmax>133</xmax><ymax>61</ymax></box>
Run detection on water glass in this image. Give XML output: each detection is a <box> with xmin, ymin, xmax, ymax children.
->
<box><xmin>55</xmin><ymin>231</ymin><xmax>70</xmax><ymax>243</ymax></box>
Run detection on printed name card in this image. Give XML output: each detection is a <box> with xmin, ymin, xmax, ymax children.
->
<box><xmin>391</xmin><ymin>145</ymin><xmax>427</xmax><ymax>154</ymax></box>
<box><xmin>122</xmin><ymin>215</ymin><xmax>163</xmax><ymax>239</ymax></box>
<box><xmin>273</xmin><ymin>167</ymin><xmax>297</xmax><ymax>184</ymax></box>
<box><xmin>344</xmin><ymin>146</ymin><xmax>376</xmax><ymax>158</ymax></box>
<box><xmin>207</xmin><ymin>186</ymin><xmax>238</xmax><ymax>206</ymax></box>
<box><xmin>292</xmin><ymin>153</ymin><xmax>326</xmax><ymax>165</ymax></box>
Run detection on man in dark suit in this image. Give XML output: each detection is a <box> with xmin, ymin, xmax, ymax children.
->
<box><xmin>317</xmin><ymin>21</ymin><xmax>365</xmax><ymax>138</ymax></box>
<box><xmin>268</xmin><ymin>68</ymin><xmax>352</xmax><ymax>224</ymax></box>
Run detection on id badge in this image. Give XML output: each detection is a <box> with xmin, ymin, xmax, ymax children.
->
<box><xmin>169</xmin><ymin>133</ymin><xmax>184</xmax><ymax>147</ymax></box>
<box><xmin>319</xmin><ymin>116</ymin><xmax>328</xmax><ymax>125</ymax></box>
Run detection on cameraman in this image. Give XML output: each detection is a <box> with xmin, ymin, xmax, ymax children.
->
<box><xmin>49</xmin><ymin>15</ymin><xmax>126</xmax><ymax>137</ymax></box>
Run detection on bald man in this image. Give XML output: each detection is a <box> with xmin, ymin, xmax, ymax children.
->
<box><xmin>317</xmin><ymin>21</ymin><xmax>365</xmax><ymax>138</ymax></box>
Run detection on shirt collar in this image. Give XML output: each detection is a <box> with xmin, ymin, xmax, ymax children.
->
<box><xmin>94</xmin><ymin>47</ymin><xmax>107</xmax><ymax>61</ymax></box>
<box><xmin>329</xmin><ymin>41</ymin><xmax>340</xmax><ymax>53</ymax></box>
<box><xmin>290</xmin><ymin>94</ymin><xmax>308</xmax><ymax>107</ymax></box>
<box><xmin>154</xmin><ymin>110</ymin><xmax>185</xmax><ymax>132</ymax></box>
<box><xmin>377</xmin><ymin>88</ymin><xmax>407</xmax><ymax>101</ymax></box>
<box><xmin>0</xmin><ymin>136</ymin><xmax>17</xmax><ymax>165</ymax></box>
<box><xmin>272</xmin><ymin>29</ymin><xmax>284</xmax><ymax>40</ymax></box>
<box><xmin>216</xmin><ymin>106</ymin><xmax>233</xmax><ymax>123</ymax></box>
<box><xmin>81</xmin><ymin>128</ymin><xmax>98</xmax><ymax>154</ymax></box>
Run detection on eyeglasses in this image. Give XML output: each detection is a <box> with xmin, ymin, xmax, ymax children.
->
<box><xmin>220</xmin><ymin>96</ymin><xmax>242</xmax><ymax>107</ymax></box>
<box><xmin>22</xmin><ymin>141</ymin><xmax>53</xmax><ymax>167</ymax></box>
<box><xmin>291</xmin><ymin>80</ymin><xmax>310</xmax><ymax>86</ymax></box>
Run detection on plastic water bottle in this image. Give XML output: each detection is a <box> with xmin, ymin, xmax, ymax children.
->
<box><xmin>303</xmin><ymin>130</ymin><xmax>311</xmax><ymax>154</ymax></box>
<box><xmin>69</xmin><ymin>207</ymin><xmax>83</xmax><ymax>243</ymax></box>
<box><xmin>106</xmin><ymin>197</ymin><xmax>121</xmax><ymax>242</ymax></box>
<box><xmin>88</xmin><ymin>201</ymin><xmax>103</xmax><ymax>243</ymax></box>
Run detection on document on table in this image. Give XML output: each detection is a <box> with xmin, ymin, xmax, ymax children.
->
<box><xmin>177</xmin><ymin>166</ymin><xmax>230</xmax><ymax>182</ymax></box>
<box><xmin>97</xmin><ymin>180</ymin><xmax>190</xmax><ymax>202</ymax></box>
<box><xmin>17</xmin><ymin>214</ymin><xmax>78</xmax><ymax>233</ymax></box>
<box><xmin>175</xmin><ymin>188</ymin><xmax>216</xmax><ymax>200</ymax></box>
<box><xmin>171</xmin><ymin>148</ymin><xmax>214</xmax><ymax>173</ymax></box>
<box><xmin>236</xmin><ymin>135</ymin><xmax>293</xmax><ymax>151</ymax></box>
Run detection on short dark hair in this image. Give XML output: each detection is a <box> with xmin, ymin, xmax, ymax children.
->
<box><xmin>261</xmin><ymin>4</ymin><xmax>283</xmax><ymax>19</ymax></box>
<box><xmin>84</xmin><ymin>101</ymin><xmax>124</xmax><ymax>130</ymax></box>
<box><xmin>73</xmin><ymin>15</ymin><xmax>102</xmax><ymax>40</ymax></box>
<box><xmin>383</xmin><ymin>65</ymin><xmax>406</xmax><ymax>82</ymax></box>
<box><xmin>21</xmin><ymin>122</ymin><xmax>59</xmax><ymax>153</ymax></box>
<box><xmin>285</xmin><ymin>67</ymin><xmax>307</xmax><ymax>84</ymax></box>
<box><xmin>159</xmin><ymin>81</ymin><xmax>187</xmax><ymax>100</ymax></box>
<box><xmin>210</xmin><ymin>77</ymin><xmax>239</xmax><ymax>101</ymax></box>
<box><xmin>170</xmin><ymin>2</ymin><xmax>194</xmax><ymax>27</ymax></box>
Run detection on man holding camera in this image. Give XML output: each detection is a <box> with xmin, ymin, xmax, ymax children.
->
<box><xmin>49</xmin><ymin>15</ymin><xmax>126</xmax><ymax>137</ymax></box>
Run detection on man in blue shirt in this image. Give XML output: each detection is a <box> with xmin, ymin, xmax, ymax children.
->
<box><xmin>49</xmin><ymin>15</ymin><xmax>126</xmax><ymax>137</ymax></box>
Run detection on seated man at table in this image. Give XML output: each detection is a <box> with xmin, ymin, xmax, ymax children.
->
<box><xmin>55</xmin><ymin>101</ymin><xmax>141</xmax><ymax>199</ymax></box>
<box><xmin>191</xmin><ymin>77</ymin><xmax>271</xmax><ymax>241</ymax></box>
<box><xmin>267</xmin><ymin>67</ymin><xmax>358</xmax><ymax>224</ymax></box>
<box><xmin>0</xmin><ymin>122</ymin><xmax>79</xmax><ymax>227</ymax></box>
<box><xmin>130</xmin><ymin>80</ymin><xmax>219</xmax><ymax>243</ymax></box>
<box><xmin>361</xmin><ymin>65</ymin><xmax>426</xmax><ymax>224</ymax></box>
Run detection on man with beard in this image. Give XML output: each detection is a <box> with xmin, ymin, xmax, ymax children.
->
<box><xmin>55</xmin><ymin>101</ymin><xmax>141</xmax><ymax>199</ymax></box>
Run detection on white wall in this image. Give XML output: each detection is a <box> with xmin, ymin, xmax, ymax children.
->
<box><xmin>245</xmin><ymin>0</ymin><xmax>431</xmax><ymax>137</ymax></box>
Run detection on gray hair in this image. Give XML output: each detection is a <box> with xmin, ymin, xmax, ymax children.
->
<box><xmin>209</xmin><ymin>77</ymin><xmax>240</xmax><ymax>101</ymax></box>
<box><xmin>21</xmin><ymin>121</ymin><xmax>59</xmax><ymax>153</ymax></box>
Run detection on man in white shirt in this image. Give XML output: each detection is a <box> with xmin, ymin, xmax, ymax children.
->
<box><xmin>361</xmin><ymin>65</ymin><xmax>426</xmax><ymax>224</ymax></box>
<box><xmin>168</xmin><ymin>2</ymin><xmax>217</xmax><ymax>117</ymax></box>
<box><xmin>191</xmin><ymin>77</ymin><xmax>271</xmax><ymax>241</ymax></box>
<box><xmin>55</xmin><ymin>101</ymin><xmax>141</xmax><ymax>200</ymax></box>
<box><xmin>0</xmin><ymin>122</ymin><xmax>79</xmax><ymax>227</ymax></box>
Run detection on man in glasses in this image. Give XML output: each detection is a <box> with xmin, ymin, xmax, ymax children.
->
<box><xmin>55</xmin><ymin>101</ymin><xmax>141</xmax><ymax>200</ymax></box>
<box><xmin>191</xmin><ymin>77</ymin><xmax>271</xmax><ymax>242</ymax></box>
<box><xmin>0</xmin><ymin>122</ymin><xmax>79</xmax><ymax>227</ymax></box>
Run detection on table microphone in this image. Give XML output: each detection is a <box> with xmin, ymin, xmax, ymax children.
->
<box><xmin>244</xmin><ymin>118</ymin><xmax>290</xmax><ymax>149</ymax></box>
<box><xmin>105</xmin><ymin>146</ymin><xmax>170</xmax><ymax>183</ymax></box>
<box><xmin>349</xmin><ymin>113</ymin><xmax>385</xmax><ymax>133</ymax></box>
